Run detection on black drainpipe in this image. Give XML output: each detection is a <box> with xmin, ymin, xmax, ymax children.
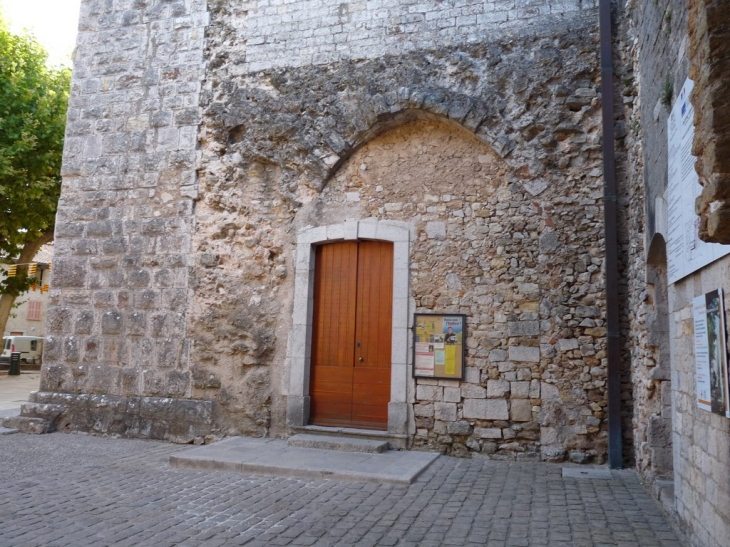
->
<box><xmin>599</xmin><ymin>0</ymin><xmax>622</xmax><ymax>469</ymax></box>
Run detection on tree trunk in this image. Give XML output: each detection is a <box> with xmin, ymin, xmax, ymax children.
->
<box><xmin>0</xmin><ymin>232</ymin><xmax>54</xmax><ymax>338</ymax></box>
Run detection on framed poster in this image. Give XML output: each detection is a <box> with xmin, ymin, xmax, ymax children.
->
<box><xmin>413</xmin><ymin>313</ymin><xmax>466</xmax><ymax>380</ymax></box>
<box><xmin>693</xmin><ymin>289</ymin><xmax>730</xmax><ymax>417</ymax></box>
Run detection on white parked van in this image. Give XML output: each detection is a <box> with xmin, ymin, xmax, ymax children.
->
<box><xmin>1</xmin><ymin>336</ymin><xmax>43</xmax><ymax>364</ymax></box>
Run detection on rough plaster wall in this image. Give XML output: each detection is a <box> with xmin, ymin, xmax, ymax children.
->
<box><xmin>193</xmin><ymin>1</ymin><xmax>609</xmax><ymax>459</ymax></box>
<box><xmin>43</xmin><ymin>0</ymin><xmax>207</xmax><ymax>397</ymax></box>
<box><xmin>5</xmin><ymin>294</ymin><xmax>50</xmax><ymax>338</ymax></box>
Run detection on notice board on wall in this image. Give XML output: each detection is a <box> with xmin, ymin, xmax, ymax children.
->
<box><xmin>413</xmin><ymin>313</ymin><xmax>466</xmax><ymax>380</ymax></box>
<box><xmin>666</xmin><ymin>78</ymin><xmax>730</xmax><ymax>284</ymax></box>
<box><xmin>693</xmin><ymin>289</ymin><xmax>730</xmax><ymax>417</ymax></box>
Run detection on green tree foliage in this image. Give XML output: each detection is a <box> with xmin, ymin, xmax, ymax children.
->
<box><xmin>0</xmin><ymin>18</ymin><xmax>69</xmax><ymax>298</ymax></box>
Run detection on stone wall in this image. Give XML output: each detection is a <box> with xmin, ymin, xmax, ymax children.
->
<box><xmin>621</xmin><ymin>0</ymin><xmax>681</xmax><ymax>481</ymax></box>
<box><xmin>39</xmin><ymin>0</ymin><xmax>208</xmax><ymax>440</ymax></box>
<box><xmin>192</xmin><ymin>2</ymin><xmax>609</xmax><ymax>460</ymax></box>
<box><xmin>38</xmin><ymin>0</ymin><xmax>614</xmax><ymax>461</ymax></box>
<box><xmin>237</xmin><ymin>0</ymin><xmax>597</xmax><ymax>72</ymax></box>
<box><xmin>625</xmin><ymin>0</ymin><xmax>730</xmax><ymax>544</ymax></box>
<box><xmin>690</xmin><ymin>0</ymin><xmax>730</xmax><ymax>243</ymax></box>
<box><xmin>668</xmin><ymin>267</ymin><xmax>730</xmax><ymax>547</ymax></box>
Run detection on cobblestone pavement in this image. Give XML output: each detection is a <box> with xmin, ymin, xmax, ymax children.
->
<box><xmin>0</xmin><ymin>433</ymin><xmax>683</xmax><ymax>547</ymax></box>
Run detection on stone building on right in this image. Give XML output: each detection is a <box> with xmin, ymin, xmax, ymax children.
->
<box><xmin>620</xmin><ymin>0</ymin><xmax>730</xmax><ymax>545</ymax></box>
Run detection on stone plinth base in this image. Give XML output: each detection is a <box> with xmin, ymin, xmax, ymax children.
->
<box><xmin>18</xmin><ymin>391</ymin><xmax>214</xmax><ymax>443</ymax></box>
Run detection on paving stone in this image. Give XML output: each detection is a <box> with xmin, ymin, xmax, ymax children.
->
<box><xmin>0</xmin><ymin>433</ymin><xmax>684</xmax><ymax>547</ymax></box>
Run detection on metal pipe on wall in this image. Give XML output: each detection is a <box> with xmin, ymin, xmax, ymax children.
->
<box><xmin>599</xmin><ymin>0</ymin><xmax>623</xmax><ymax>469</ymax></box>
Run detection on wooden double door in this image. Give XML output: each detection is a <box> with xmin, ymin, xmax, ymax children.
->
<box><xmin>309</xmin><ymin>240</ymin><xmax>393</xmax><ymax>430</ymax></box>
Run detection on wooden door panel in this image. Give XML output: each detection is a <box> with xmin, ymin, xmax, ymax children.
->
<box><xmin>350</xmin><ymin>405</ymin><xmax>389</xmax><ymax>429</ymax></box>
<box><xmin>310</xmin><ymin>242</ymin><xmax>358</xmax><ymax>426</ymax></box>
<box><xmin>310</xmin><ymin>240</ymin><xmax>393</xmax><ymax>430</ymax></box>
<box><xmin>353</xmin><ymin>241</ymin><xmax>393</xmax><ymax>428</ymax></box>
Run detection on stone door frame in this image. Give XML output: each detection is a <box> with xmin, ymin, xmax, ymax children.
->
<box><xmin>286</xmin><ymin>219</ymin><xmax>411</xmax><ymax>436</ymax></box>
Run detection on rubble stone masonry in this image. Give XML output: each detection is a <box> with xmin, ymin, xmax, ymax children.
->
<box><xmin>38</xmin><ymin>0</ymin><xmax>614</xmax><ymax>463</ymax></box>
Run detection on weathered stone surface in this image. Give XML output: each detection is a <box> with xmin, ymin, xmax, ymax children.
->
<box><xmin>508</xmin><ymin>321</ymin><xmax>540</xmax><ymax>337</ymax></box>
<box><xmin>511</xmin><ymin>382</ymin><xmax>530</xmax><ymax>399</ymax></box>
<box><xmin>461</xmin><ymin>385</ymin><xmax>486</xmax><ymax>399</ymax></box>
<box><xmin>510</xmin><ymin>400</ymin><xmax>532</xmax><ymax>422</ymax></box>
<box><xmin>508</xmin><ymin>346</ymin><xmax>540</xmax><ymax>363</ymax></box>
<box><xmin>558</xmin><ymin>338</ymin><xmax>579</xmax><ymax>351</ymax></box>
<box><xmin>474</xmin><ymin>427</ymin><xmax>502</xmax><ymax>439</ymax></box>
<box><xmin>434</xmin><ymin>402</ymin><xmax>457</xmax><ymax>422</ymax></box>
<box><xmin>487</xmin><ymin>380</ymin><xmax>510</xmax><ymax>399</ymax></box>
<box><xmin>40</xmin><ymin>0</ymin><xmax>609</xmax><ymax>466</ymax></box>
<box><xmin>28</xmin><ymin>391</ymin><xmax>213</xmax><ymax>443</ymax></box>
<box><xmin>447</xmin><ymin>421</ymin><xmax>473</xmax><ymax>436</ymax></box>
<box><xmin>463</xmin><ymin>399</ymin><xmax>509</xmax><ymax>421</ymax></box>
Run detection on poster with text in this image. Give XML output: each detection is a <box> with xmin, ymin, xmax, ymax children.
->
<box><xmin>413</xmin><ymin>314</ymin><xmax>466</xmax><ymax>380</ymax></box>
<box><xmin>693</xmin><ymin>295</ymin><xmax>712</xmax><ymax>412</ymax></box>
<box><xmin>693</xmin><ymin>289</ymin><xmax>730</xmax><ymax>416</ymax></box>
<box><xmin>666</xmin><ymin>78</ymin><xmax>730</xmax><ymax>284</ymax></box>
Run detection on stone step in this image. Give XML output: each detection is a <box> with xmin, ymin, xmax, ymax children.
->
<box><xmin>20</xmin><ymin>402</ymin><xmax>66</xmax><ymax>420</ymax></box>
<box><xmin>2</xmin><ymin>415</ymin><xmax>52</xmax><ymax>434</ymax></box>
<box><xmin>291</xmin><ymin>425</ymin><xmax>408</xmax><ymax>449</ymax></box>
<box><xmin>287</xmin><ymin>433</ymin><xmax>390</xmax><ymax>453</ymax></box>
<box><xmin>0</xmin><ymin>426</ymin><xmax>19</xmax><ymax>435</ymax></box>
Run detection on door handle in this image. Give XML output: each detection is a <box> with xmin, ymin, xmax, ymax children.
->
<box><xmin>359</xmin><ymin>357</ymin><xmax>364</xmax><ymax>362</ymax></box>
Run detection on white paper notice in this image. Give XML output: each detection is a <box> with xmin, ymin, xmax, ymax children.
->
<box><xmin>693</xmin><ymin>295</ymin><xmax>712</xmax><ymax>411</ymax></box>
<box><xmin>414</xmin><ymin>342</ymin><xmax>434</xmax><ymax>376</ymax></box>
<box><xmin>666</xmin><ymin>78</ymin><xmax>730</xmax><ymax>284</ymax></box>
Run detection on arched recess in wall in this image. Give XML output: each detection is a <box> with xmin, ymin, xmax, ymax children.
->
<box><xmin>643</xmin><ymin>233</ymin><xmax>674</xmax><ymax>479</ymax></box>
<box><xmin>286</xmin><ymin>116</ymin><xmax>509</xmax><ymax>440</ymax></box>
<box><xmin>319</xmin><ymin>108</ymin><xmax>512</xmax><ymax>186</ymax></box>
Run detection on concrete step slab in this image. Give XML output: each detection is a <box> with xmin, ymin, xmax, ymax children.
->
<box><xmin>170</xmin><ymin>436</ymin><xmax>439</xmax><ymax>484</ymax></box>
<box><xmin>291</xmin><ymin>424</ymin><xmax>408</xmax><ymax>449</ymax></box>
<box><xmin>288</xmin><ymin>433</ymin><xmax>389</xmax><ymax>453</ymax></box>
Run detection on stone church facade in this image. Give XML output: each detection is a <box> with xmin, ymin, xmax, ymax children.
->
<box><xmin>12</xmin><ymin>0</ymin><xmax>730</xmax><ymax>545</ymax></box>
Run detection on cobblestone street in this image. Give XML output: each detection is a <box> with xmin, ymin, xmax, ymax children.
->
<box><xmin>0</xmin><ymin>433</ymin><xmax>683</xmax><ymax>547</ymax></box>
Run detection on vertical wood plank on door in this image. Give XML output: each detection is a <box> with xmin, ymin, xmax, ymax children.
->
<box><xmin>310</xmin><ymin>242</ymin><xmax>358</xmax><ymax>427</ymax></box>
<box><xmin>353</xmin><ymin>241</ymin><xmax>393</xmax><ymax>428</ymax></box>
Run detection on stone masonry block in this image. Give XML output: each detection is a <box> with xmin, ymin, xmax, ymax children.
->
<box><xmin>414</xmin><ymin>403</ymin><xmax>434</xmax><ymax>417</ymax></box>
<box><xmin>509</xmin><ymin>346</ymin><xmax>540</xmax><ymax>362</ymax></box>
<box><xmin>463</xmin><ymin>399</ymin><xmax>509</xmax><ymax>420</ymax></box>
<box><xmin>443</xmin><ymin>387</ymin><xmax>461</xmax><ymax>402</ymax></box>
<box><xmin>510</xmin><ymin>400</ymin><xmax>532</xmax><ymax>422</ymax></box>
<box><xmin>474</xmin><ymin>427</ymin><xmax>502</xmax><ymax>439</ymax></box>
<box><xmin>461</xmin><ymin>384</ymin><xmax>486</xmax><ymax>399</ymax></box>
<box><xmin>508</xmin><ymin>321</ymin><xmax>540</xmax><ymax>337</ymax></box>
<box><xmin>648</xmin><ymin>416</ymin><xmax>672</xmax><ymax>448</ymax></box>
<box><xmin>416</xmin><ymin>384</ymin><xmax>441</xmax><ymax>401</ymax></box>
<box><xmin>487</xmin><ymin>379</ymin><xmax>510</xmax><ymax>398</ymax></box>
<box><xmin>101</xmin><ymin>311</ymin><xmax>123</xmax><ymax>334</ymax></box>
<box><xmin>447</xmin><ymin>421</ymin><xmax>472</xmax><ymax>435</ymax></box>
<box><xmin>511</xmin><ymin>381</ymin><xmax>530</xmax><ymax>398</ymax></box>
<box><xmin>558</xmin><ymin>338</ymin><xmax>579</xmax><ymax>351</ymax></box>
<box><xmin>465</xmin><ymin>367</ymin><xmax>480</xmax><ymax>384</ymax></box>
<box><xmin>434</xmin><ymin>402</ymin><xmax>457</xmax><ymax>422</ymax></box>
